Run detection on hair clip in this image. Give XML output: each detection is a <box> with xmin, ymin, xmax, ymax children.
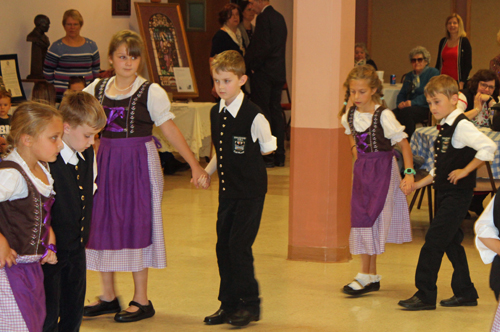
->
<box><xmin>343</xmin><ymin>102</ymin><xmax>347</xmax><ymax>105</ymax></box>
<box><xmin>380</xmin><ymin>97</ymin><xmax>384</xmax><ymax>100</ymax></box>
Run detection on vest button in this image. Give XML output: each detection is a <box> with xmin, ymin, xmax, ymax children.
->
<box><xmin>220</xmin><ymin>156</ymin><xmax>223</xmax><ymax>159</ymax></box>
<box><xmin>221</xmin><ymin>132</ymin><xmax>224</xmax><ymax>136</ymax></box>
<box><xmin>81</xmin><ymin>195</ymin><xmax>85</xmax><ymax>201</ymax></box>
<box><xmin>81</xmin><ymin>227</ymin><xmax>84</xmax><ymax>231</ymax></box>
<box><xmin>221</xmin><ymin>172</ymin><xmax>224</xmax><ymax>175</ymax></box>
<box><xmin>220</xmin><ymin>148</ymin><xmax>222</xmax><ymax>151</ymax></box>
<box><xmin>79</xmin><ymin>186</ymin><xmax>83</xmax><ymax>190</ymax></box>
<box><xmin>219</xmin><ymin>164</ymin><xmax>222</xmax><ymax>167</ymax></box>
<box><xmin>75</xmin><ymin>166</ymin><xmax>79</xmax><ymax>171</ymax></box>
<box><xmin>222</xmin><ymin>180</ymin><xmax>225</xmax><ymax>183</ymax></box>
<box><xmin>223</xmin><ymin>188</ymin><xmax>226</xmax><ymax>191</ymax></box>
<box><xmin>77</xmin><ymin>175</ymin><xmax>80</xmax><ymax>180</ymax></box>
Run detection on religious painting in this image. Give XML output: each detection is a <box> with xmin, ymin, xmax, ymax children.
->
<box><xmin>135</xmin><ymin>3</ymin><xmax>199</xmax><ymax>99</ymax></box>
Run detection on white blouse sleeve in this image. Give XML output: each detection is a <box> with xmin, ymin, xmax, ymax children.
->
<box><xmin>0</xmin><ymin>168</ymin><xmax>28</xmax><ymax>202</ymax></box>
<box><xmin>83</xmin><ymin>79</ymin><xmax>100</xmax><ymax>97</ymax></box>
<box><xmin>457</xmin><ymin>92</ymin><xmax>467</xmax><ymax>112</ymax></box>
<box><xmin>146</xmin><ymin>83</ymin><xmax>175</xmax><ymax>127</ymax></box>
<box><xmin>380</xmin><ymin>109</ymin><xmax>408</xmax><ymax>145</ymax></box>
<box><xmin>341</xmin><ymin>112</ymin><xmax>351</xmax><ymax>135</ymax></box>
<box><xmin>475</xmin><ymin>197</ymin><xmax>499</xmax><ymax>264</ymax></box>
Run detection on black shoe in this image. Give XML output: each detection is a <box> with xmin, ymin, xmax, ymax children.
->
<box><xmin>274</xmin><ymin>161</ymin><xmax>285</xmax><ymax>167</ymax></box>
<box><xmin>440</xmin><ymin>296</ymin><xmax>477</xmax><ymax>307</ymax></box>
<box><xmin>204</xmin><ymin>308</ymin><xmax>228</xmax><ymax>325</ymax></box>
<box><xmin>226</xmin><ymin>309</ymin><xmax>259</xmax><ymax>327</ymax></box>
<box><xmin>398</xmin><ymin>295</ymin><xmax>436</xmax><ymax>310</ymax></box>
<box><xmin>114</xmin><ymin>301</ymin><xmax>155</xmax><ymax>323</ymax></box>
<box><xmin>342</xmin><ymin>281</ymin><xmax>380</xmax><ymax>296</ymax></box>
<box><xmin>83</xmin><ymin>297</ymin><xmax>121</xmax><ymax>317</ymax></box>
<box><xmin>265</xmin><ymin>162</ymin><xmax>275</xmax><ymax>168</ymax></box>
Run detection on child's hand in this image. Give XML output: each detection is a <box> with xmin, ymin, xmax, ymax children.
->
<box><xmin>198</xmin><ymin>174</ymin><xmax>211</xmax><ymax>189</ymax></box>
<box><xmin>402</xmin><ymin>175</ymin><xmax>415</xmax><ymax>195</ymax></box>
<box><xmin>41</xmin><ymin>250</ymin><xmax>57</xmax><ymax>265</ymax></box>
<box><xmin>190</xmin><ymin>166</ymin><xmax>209</xmax><ymax>189</ymax></box>
<box><xmin>0</xmin><ymin>248</ymin><xmax>18</xmax><ymax>268</ymax></box>
<box><xmin>448</xmin><ymin>169</ymin><xmax>468</xmax><ymax>185</ymax></box>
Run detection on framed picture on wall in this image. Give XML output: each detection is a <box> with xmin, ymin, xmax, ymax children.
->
<box><xmin>186</xmin><ymin>0</ymin><xmax>206</xmax><ymax>32</ymax></box>
<box><xmin>112</xmin><ymin>0</ymin><xmax>131</xmax><ymax>16</ymax></box>
<box><xmin>135</xmin><ymin>2</ymin><xmax>199</xmax><ymax>99</ymax></box>
<box><xmin>0</xmin><ymin>54</ymin><xmax>27</xmax><ymax>103</ymax></box>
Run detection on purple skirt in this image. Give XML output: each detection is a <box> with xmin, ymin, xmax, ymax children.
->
<box><xmin>88</xmin><ymin>136</ymin><xmax>153</xmax><ymax>250</ymax></box>
<box><xmin>351</xmin><ymin>151</ymin><xmax>393</xmax><ymax>227</ymax></box>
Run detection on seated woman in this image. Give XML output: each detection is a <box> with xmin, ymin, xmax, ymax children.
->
<box><xmin>392</xmin><ymin>46</ymin><xmax>439</xmax><ymax>139</ymax></box>
<box><xmin>458</xmin><ymin>69</ymin><xmax>499</xmax><ymax>128</ymax></box>
<box><xmin>355</xmin><ymin>43</ymin><xmax>377</xmax><ymax>70</ymax></box>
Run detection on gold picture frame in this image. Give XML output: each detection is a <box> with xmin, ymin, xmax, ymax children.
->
<box><xmin>135</xmin><ymin>2</ymin><xmax>199</xmax><ymax>99</ymax></box>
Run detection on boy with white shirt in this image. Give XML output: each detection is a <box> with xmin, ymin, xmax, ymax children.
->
<box><xmin>42</xmin><ymin>92</ymin><xmax>106</xmax><ymax>332</ymax></box>
<box><xmin>203</xmin><ymin>50</ymin><xmax>276</xmax><ymax>327</ymax></box>
<box><xmin>399</xmin><ymin>75</ymin><xmax>496</xmax><ymax>310</ymax></box>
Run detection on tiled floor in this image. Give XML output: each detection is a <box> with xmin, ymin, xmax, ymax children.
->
<box><xmin>81</xmin><ymin>155</ymin><xmax>498</xmax><ymax>332</ymax></box>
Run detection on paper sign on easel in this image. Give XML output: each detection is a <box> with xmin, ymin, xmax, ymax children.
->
<box><xmin>173</xmin><ymin>67</ymin><xmax>195</xmax><ymax>92</ymax></box>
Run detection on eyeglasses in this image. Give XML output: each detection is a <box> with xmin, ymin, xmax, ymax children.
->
<box><xmin>479</xmin><ymin>82</ymin><xmax>496</xmax><ymax>91</ymax></box>
<box><xmin>411</xmin><ymin>58</ymin><xmax>425</xmax><ymax>63</ymax></box>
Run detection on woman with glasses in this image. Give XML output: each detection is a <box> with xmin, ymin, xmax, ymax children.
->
<box><xmin>392</xmin><ymin>46</ymin><xmax>439</xmax><ymax>139</ymax></box>
<box><xmin>43</xmin><ymin>9</ymin><xmax>100</xmax><ymax>102</ymax></box>
<box><xmin>458</xmin><ymin>69</ymin><xmax>499</xmax><ymax>128</ymax></box>
<box><xmin>435</xmin><ymin>13</ymin><xmax>472</xmax><ymax>89</ymax></box>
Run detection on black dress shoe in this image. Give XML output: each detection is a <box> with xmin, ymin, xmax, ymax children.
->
<box><xmin>83</xmin><ymin>297</ymin><xmax>121</xmax><ymax>317</ymax></box>
<box><xmin>265</xmin><ymin>162</ymin><xmax>275</xmax><ymax>168</ymax></box>
<box><xmin>342</xmin><ymin>281</ymin><xmax>380</xmax><ymax>296</ymax></box>
<box><xmin>398</xmin><ymin>295</ymin><xmax>436</xmax><ymax>310</ymax></box>
<box><xmin>440</xmin><ymin>296</ymin><xmax>478</xmax><ymax>307</ymax></box>
<box><xmin>203</xmin><ymin>308</ymin><xmax>228</xmax><ymax>325</ymax></box>
<box><xmin>274</xmin><ymin>161</ymin><xmax>285</xmax><ymax>167</ymax></box>
<box><xmin>114</xmin><ymin>300</ymin><xmax>155</xmax><ymax>323</ymax></box>
<box><xmin>226</xmin><ymin>309</ymin><xmax>259</xmax><ymax>327</ymax></box>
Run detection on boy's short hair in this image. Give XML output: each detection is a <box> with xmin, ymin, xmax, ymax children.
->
<box><xmin>211</xmin><ymin>50</ymin><xmax>246</xmax><ymax>78</ymax></box>
<box><xmin>0</xmin><ymin>90</ymin><xmax>12</xmax><ymax>102</ymax></box>
<box><xmin>59</xmin><ymin>91</ymin><xmax>107</xmax><ymax>130</ymax></box>
<box><xmin>69</xmin><ymin>76</ymin><xmax>87</xmax><ymax>88</ymax></box>
<box><xmin>424</xmin><ymin>75</ymin><xmax>459</xmax><ymax>99</ymax></box>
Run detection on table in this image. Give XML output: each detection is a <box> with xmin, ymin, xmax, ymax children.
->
<box><xmin>383</xmin><ymin>83</ymin><xmax>402</xmax><ymax>110</ymax></box>
<box><xmin>411</xmin><ymin>126</ymin><xmax>500</xmax><ymax>178</ymax></box>
<box><xmin>153</xmin><ymin>102</ymin><xmax>215</xmax><ymax>160</ymax></box>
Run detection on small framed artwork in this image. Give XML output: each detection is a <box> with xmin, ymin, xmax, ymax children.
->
<box><xmin>112</xmin><ymin>0</ymin><xmax>131</xmax><ymax>16</ymax></box>
<box><xmin>0</xmin><ymin>54</ymin><xmax>27</xmax><ymax>103</ymax></box>
<box><xmin>186</xmin><ymin>0</ymin><xmax>206</xmax><ymax>32</ymax></box>
<box><xmin>135</xmin><ymin>2</ymin><xmax>199</xmax><ymax>99</ymax></box>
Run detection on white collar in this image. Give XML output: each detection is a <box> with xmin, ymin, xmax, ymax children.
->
<box><xmin>441</xmin><ymin>108</ymin><xmax>463</xmax><ymax>126</ymax></box>
<box><xmin>60</xmin><ymin>141</ymin><xmax>85</xmax><ymax>165</ymax></box>
<box><xmin>218</xmin><ymin>91</ymin><xmax>244</xmax><ymax>118</ymax></box>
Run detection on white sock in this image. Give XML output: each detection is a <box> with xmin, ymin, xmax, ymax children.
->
<box><xmin>347</xmin><ymin>273</ymin><xmax>371</xmax><ymax>290</ymax></box>
<box><xmin>370</xmin><ymin>274</ymin><xmax>381</xmax><ymax>283</ymax></box>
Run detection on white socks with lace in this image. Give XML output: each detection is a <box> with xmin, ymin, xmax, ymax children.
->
<box><xmin>347</xmin><ymin>273</ymin><xmax>382</xmax><ymax>290</ymax></box>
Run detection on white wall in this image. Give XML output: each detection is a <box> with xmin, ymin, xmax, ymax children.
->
<box><xmin>0</xmin><ymin>0</ymin><xmax>167</xmax><ymax>99</ymax></box>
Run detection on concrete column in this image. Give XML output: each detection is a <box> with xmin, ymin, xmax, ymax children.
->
<box><xmin>288</xmin><ymin>0</ymin><xmax>355</xmax><ymax>262</ymax></box>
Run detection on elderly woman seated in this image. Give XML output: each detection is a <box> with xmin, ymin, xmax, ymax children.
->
<box><xmin>392</xmin><ymin>46</ymin><xmax>439</xmax><ymax>139</ymax></box>
<box><xmin>457</xmin><ymin>69</ymin><xmax>499</xmax><ymax>128</ymax></box>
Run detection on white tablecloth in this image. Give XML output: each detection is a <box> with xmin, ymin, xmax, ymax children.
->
<box><xmin>383</xmin><ymin>83</ymin><xmax>402</xmax><ymax>110</ymax></box>
<box><xmin>153</xmin><ymin>102</ymin><xmax>215</xmax><ymax>160</ymax></box>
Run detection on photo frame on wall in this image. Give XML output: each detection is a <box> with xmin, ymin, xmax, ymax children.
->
<box><xmin>186</xmin><ymin>0</ymin><xmax>206</xmax><ymax>32</ymax></box>
<box><xmin>135</xmin><ymin>2</ymin><xmax>199</xmax><ymax>99</ymax></box>
<box><xmin>0</xmin><ymin>54</ymin><xmax>27</xmax><ymax>103</ymax></box>
<box><xmin>112</xmin><ymin>0</ymin><xmax>131</xmax><ymax>16</ymax></box>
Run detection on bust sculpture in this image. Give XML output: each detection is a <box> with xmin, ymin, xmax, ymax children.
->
<box><xmin>26</xmin><ymin>14</ymin><xmax>50</xmax><ymax>79</ymax></box>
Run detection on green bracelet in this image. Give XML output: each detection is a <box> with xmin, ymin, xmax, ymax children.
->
<box><xmin>404</xmin><ymin>168</ymin><xmax>416</xmax><ymax>175</ymax></box>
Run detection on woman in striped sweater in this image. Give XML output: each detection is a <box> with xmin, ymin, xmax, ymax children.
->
<box><xmin>43</xmin><ymin>9</ymin><xmax>100</xmax><ymax>102</ymax></box>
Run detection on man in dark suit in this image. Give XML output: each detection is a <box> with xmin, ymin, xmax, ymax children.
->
<box><xmin>245</xmin><ymin>0</ymin><xmax>287</xmax><ymax>167</ymax></box>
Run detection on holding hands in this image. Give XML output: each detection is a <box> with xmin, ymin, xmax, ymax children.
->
<box><xmin>41</xmin><ymin>249</ymin><xmax>58</xmax><ymax>265</ymax></box>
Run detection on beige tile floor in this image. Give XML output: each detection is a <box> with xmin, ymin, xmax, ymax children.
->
<box><xmin>81</xmin><ymin>155</ymin><xmax>498</xmax><ymax>332</ymax></box>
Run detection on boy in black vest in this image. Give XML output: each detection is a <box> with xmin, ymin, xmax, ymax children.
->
<box><xmin>42</xmin><ymin>92</ymin><xmax>106</xmax><ymax>332</ymax></box>
<box><xmin>202</xmin><ymin>50</ymin><xmax>276</xmax><ymax>327</ymax></box>
<box><xmin>398</xmin><ymin>75</ymin><xmax>496</xmax><ymax>310</ymax></box>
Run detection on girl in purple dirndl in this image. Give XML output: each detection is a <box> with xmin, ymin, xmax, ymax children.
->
<box><xmin>0</xmin><ymin>102</ymin><xmax>62</xmax><ymax>332</ymax></box>
<box><xmin>339</xmin><ymin>65</ymin><xmax>413</xmax><ymax>296</ymax></box>
<box><xmin>83</xmin><ymin>30</ymin><xmax>207</xmax><ymax>323</ymax></box>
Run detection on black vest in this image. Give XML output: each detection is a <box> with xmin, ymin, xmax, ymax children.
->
<box><xmin>434</xmin><ymin>114</ymin><xmax>477</xmax><ymax>190</ymax></box>
<box><xmin>49</xmin><ymin>147</ymin><xmax>94</xmax><ymax>250</ymax></box>
<box><xmin>210</xmin><ymin>97</ymin><xmax>267</xmax><ymax>199</ymax></box>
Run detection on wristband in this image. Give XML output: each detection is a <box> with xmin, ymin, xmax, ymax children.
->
<box><xmin>404</xmin><ymin>168</ymin><xmax>416</xmax><ymax>175</ymax></box>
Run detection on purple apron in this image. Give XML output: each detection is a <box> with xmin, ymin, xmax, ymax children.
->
<box><xmin>351</xmin><ymin>151</ymin><xmax>393</xmax><ymax>227</ymax></box>
<box><xmin>87</xmin><ymin>136</ymin><xmax>153</xmax><ymax>250</ymax></box>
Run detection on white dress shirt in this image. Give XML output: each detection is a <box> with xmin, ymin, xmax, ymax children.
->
<box><xmin>59</xmin><ymin>141</ymin><xmax>98</xmax><ymax>194</ymax></box>
<box><xmin>475</xmin><ymin>196</ymin><xmax>498</xmax><ymax>264</ymax></box>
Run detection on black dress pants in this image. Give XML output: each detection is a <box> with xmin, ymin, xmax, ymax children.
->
<box><xmin>392</xmin><ymin>105</ymin><xmax>430</xmax><ymax>140</ymax></box>
<box><xmin>414</xmin><ymin>188</ymin><xmax>478</xmax><ymax>304</ymax></box>
<box><xmin>250</xmin><ymin>71</ymin><xmax>286</xmax><ymax>163</ymax></box>
<box><xmin>216</xmin><ymin>196</ymin><xmax>265</xmax><ymax>314</ymax></box>
<box><xmin>42</xmin><ymin>247</ymin><xmax>86</xmax><ymax>332</ymax></box>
